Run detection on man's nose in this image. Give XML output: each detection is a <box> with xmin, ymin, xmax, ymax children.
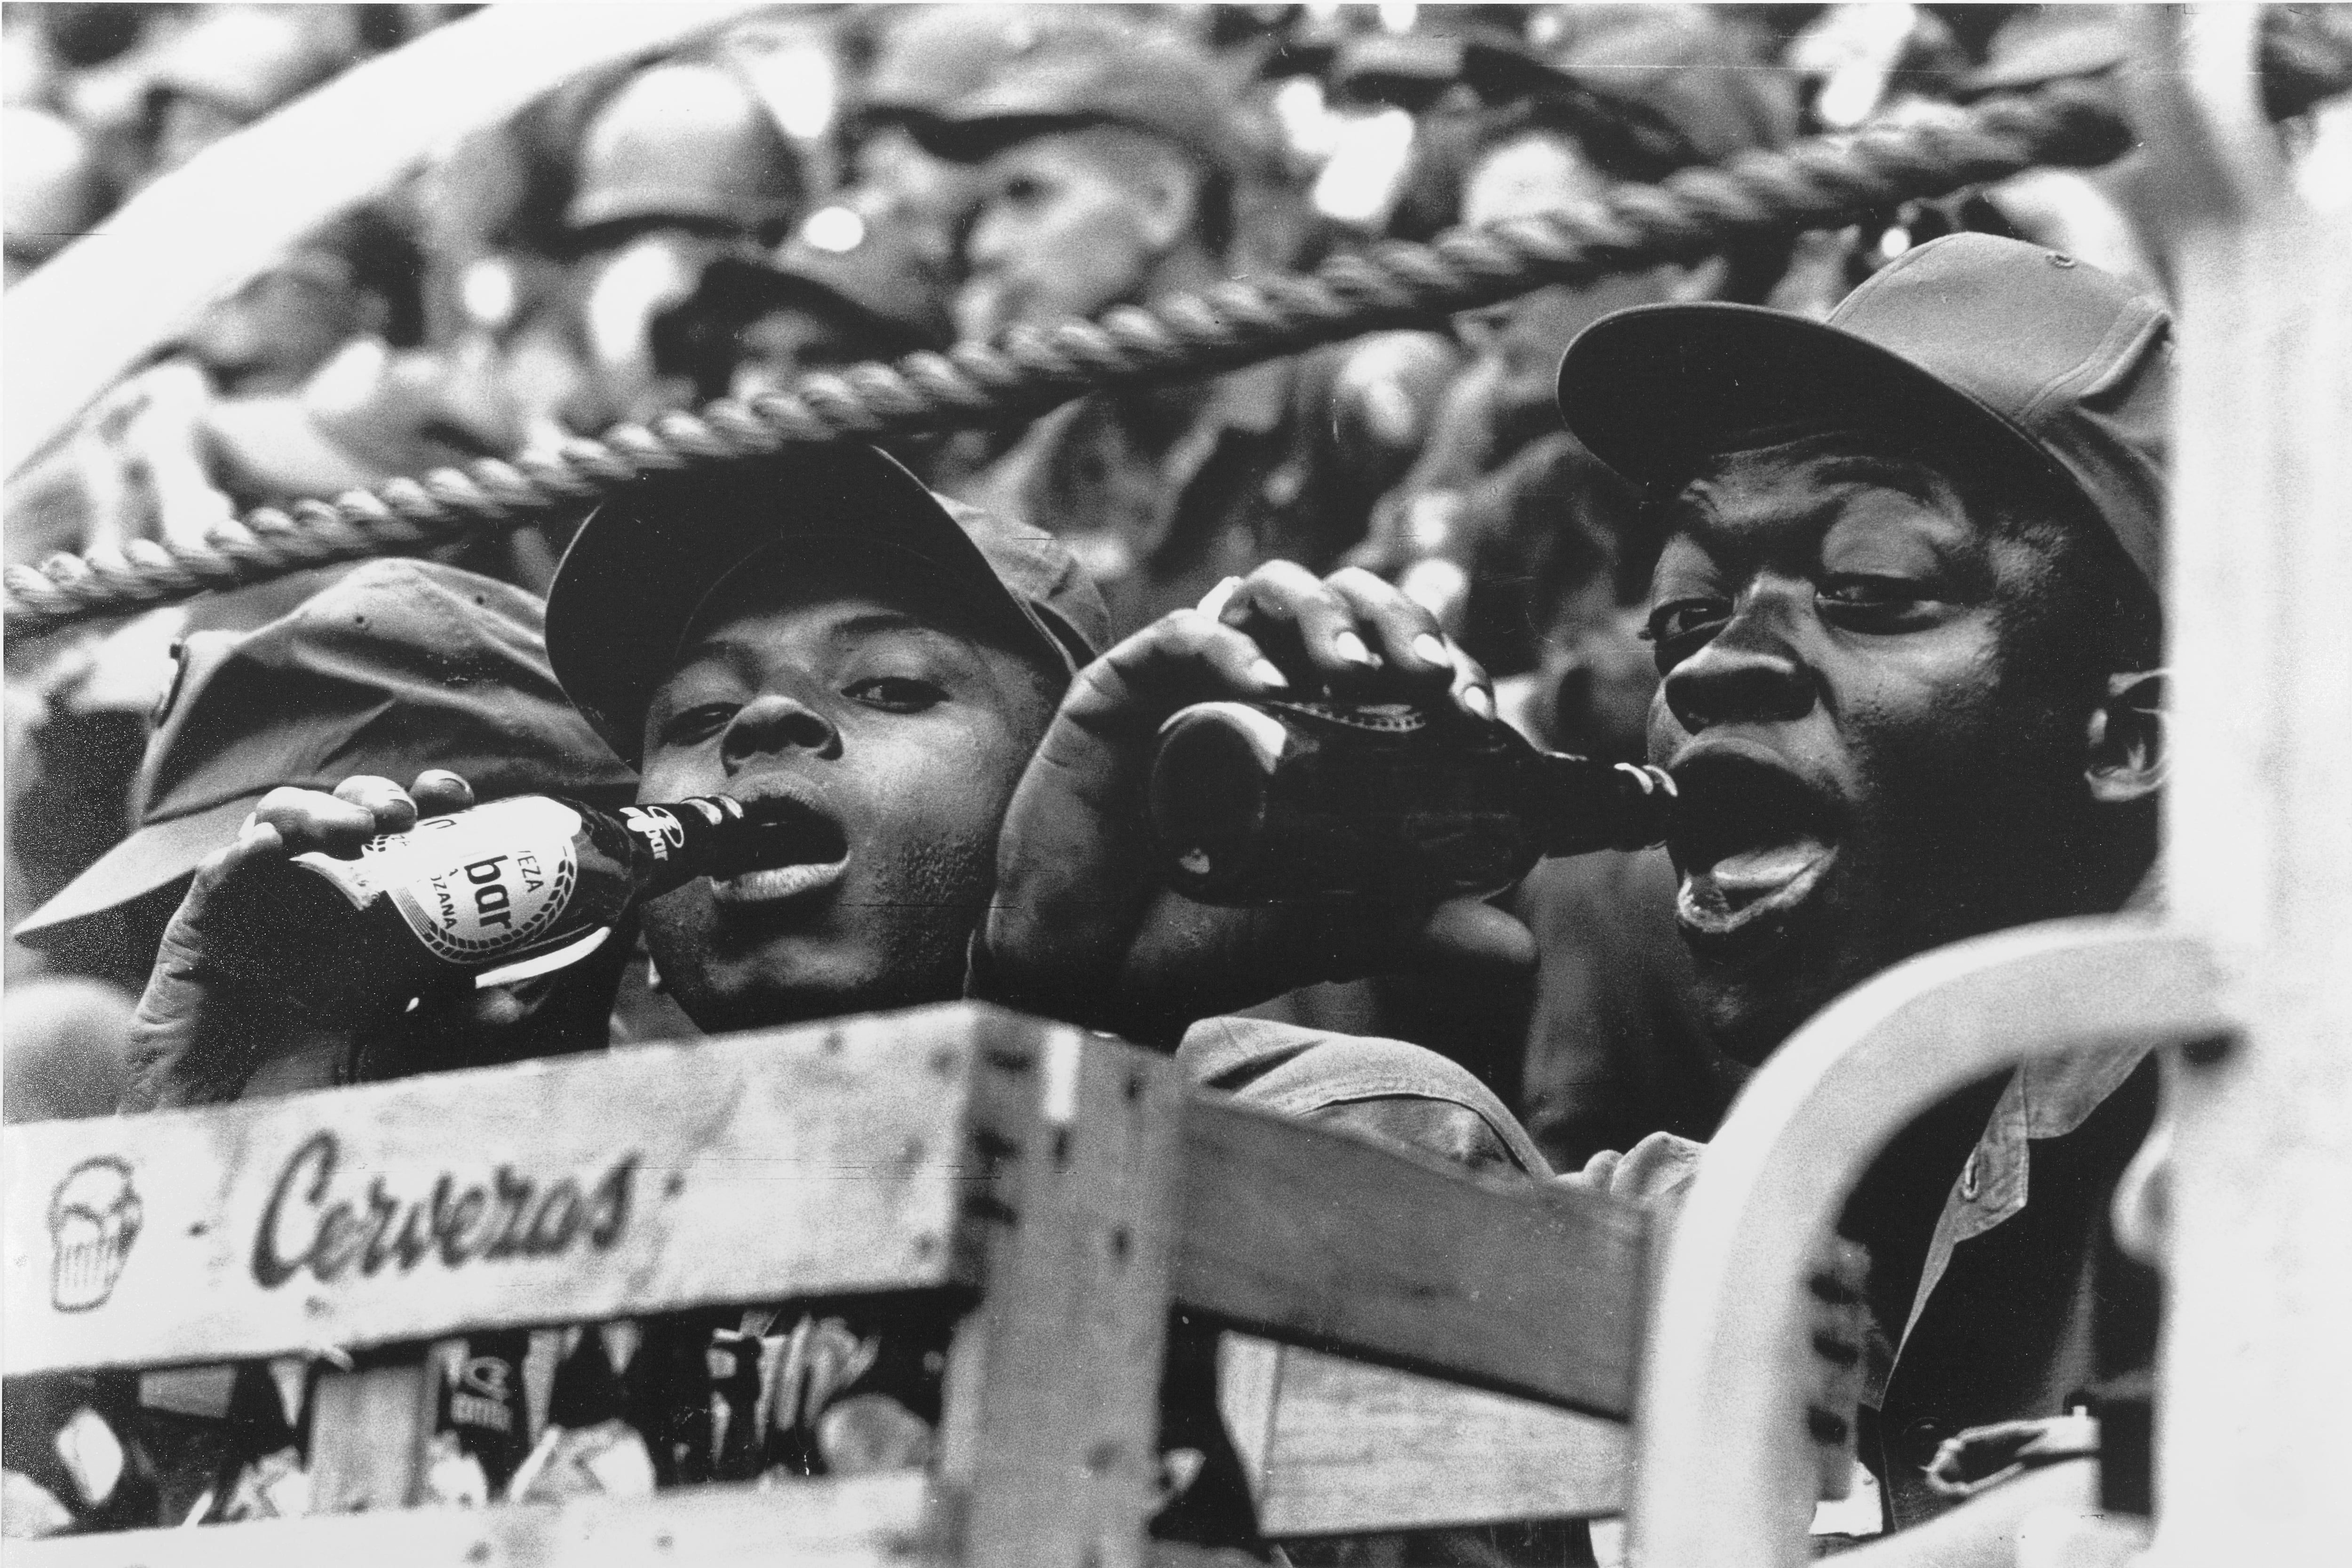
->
<box><xmin>721</xmin><ymin>692</ymin><xmax>840</xmax><ymax>771</ymax></box>
<box><xmin>1661</xmin><ymin>604</ymin><xmax>1816</xmax><ymax>734</ymax></box>
<box><xmin>962</xmin><ymin>201</ymin><xmax>1020</xmax><ymax>273</ymax></box>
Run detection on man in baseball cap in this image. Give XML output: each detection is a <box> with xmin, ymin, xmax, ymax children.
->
<box><xmin>1551</xmin><ymin>231</ymin><xmax>2171</xmax><ymax>1533</ymax></box>
<box><xmin>653</xmin><ymin>193</ymin><xmax>956</xmax><ymax>438</ymax></box>
<box><xmin>967</xmin><ymin>230</ymin><xmax>2174</xmax><ymax>1544</ymax></box>
<box><xmin>554</xmin><ymin>442</ymin><xmax>1562</xmax><ymax>1513</ymax></box>
<box><xmin>13</xmin><ymin>559</ymin><xmax>641</xmax><ymax>1113</ymax></box>
<box><xmin>542</xmin><ymin>441</ymin><xmax>1105</xmax><ymax>1034</ymax></box>
<box><xmin>15</xmin><ymin>560</ymin><xmax>636</xmax><ymax>956</ymax></box>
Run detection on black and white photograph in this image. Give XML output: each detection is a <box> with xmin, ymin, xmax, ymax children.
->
<box><xmin>2</xmin><ymin>3</ymin><xmax>2346</xmax><ymax>1563</ymax></box>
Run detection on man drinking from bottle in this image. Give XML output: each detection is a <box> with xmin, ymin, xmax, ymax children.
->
<box><xmin>979</xmin><ymin>232</ymin><xmax>2173</xmax><ymax>1538</ymax></box>
<box><xmin>123</xmin><ymin>443</ymin><xmax>1565</xmax><ymax>1533</ymax></box>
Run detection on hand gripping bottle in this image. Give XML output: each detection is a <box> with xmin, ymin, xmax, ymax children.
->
<box><xmin>287</xmin><ymin>794</ymin><xmax>810</xmax><ymax>988</ymax></box>
<box><xmin>1147</xmin><ymin>700</ymin><xmax>1674</xmax><ymax>906</ymax></box>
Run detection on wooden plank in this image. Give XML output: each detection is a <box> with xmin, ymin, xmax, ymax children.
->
<box><xmin>8</xmin><ymin>1472</ymin><xmax>949</xmax><ymax>1568</ymax></box>
<box><xmin>2118</xmin><ymin>10</ymin><xmax>2352</xmax><ymax>1564</ymax></box>
<box><xmin>1220</xmin><ymin>1338</ymin><xmax>1628</xmax><ymax>1536</ymax></box>
<box><xmin>3</xmin><ymin>1005</ymin><xmax>1028</xmax><ymax>1378</ymax></box>
<box><xmin>305</xmin><ymin>1351</ymin><xmax>436</xmax><ymax>1513</ymax></box>
<box><xmin>938</xmin><ymin>1019</ymin><xmax>1185</xmax><ymax>1568</ymax></box>
<box><xmin>1173</xmin><ymin>1094</ymin><xmax>1649</xmax><ymax>1419</ymax></box>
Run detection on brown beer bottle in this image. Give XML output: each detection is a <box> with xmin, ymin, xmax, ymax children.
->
<box><xmin>1147</xmin><ymin>700</ymin><xmax>1674</xmax><ymax>906</ymax></box>
<box><xmin>285</xmin><ymin>794</ymin><xmax>814</xmax><ymax>985</ymax></box>
<box><xmin>440</xmin><ymin>1330</ymin><xmax>533</xmax><ymax>1492</ymax></box>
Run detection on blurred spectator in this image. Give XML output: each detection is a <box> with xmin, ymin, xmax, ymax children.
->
<box><xmin>1353</xmin><ymin>4</ymin><xmax>1801</xmax><ymax>675</ymax></box>
<box><xmin>33</xmin><ymin>5</ymin><xmax>366</xmax><ymax>211</ymax></box>
<box><xmin>652</xmin><ymin>190</ymin><xmax>958</xmax><ymax>482</ymax></box>
<box><xmin>825</xmin><ymin>5</ymin><xmax>1072</xmax><ymax>482</ymax></box>
<box><xmin>133</xmin><ymin>6</ymin><xmax>362</xmax><ymax>185</ymax></box>
<box><xmin>1953</xmin><ymin>6</ymin><xmax>2162</xmax><ymax>293</ymax></box>
<box><xmin>3</xmin><ymin>977</ymin><xmax>132</xmax><ymax>1123</ymax></box>
<box><xmin>2</xmin><ymin>108</ymin><xmax>107</xmax><ymax>287</ymax></box>
<box><xmin>943</xmin><ymin>12</ymin><xmax>1459</xmax><ymax>634</ymax></box>
<box><xmin>551</xmin><ymin>57</ymin><xmax>806</xmax><ymax>429</ymax></box>
<box><xmin>181</xmin><ymin>206</ymin><xmax>428</xmax><ymax>399</ymax></box>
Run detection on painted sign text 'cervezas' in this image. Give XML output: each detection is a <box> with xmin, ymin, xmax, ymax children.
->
<box><xmin>251</xmin><ymin>1131</ymin><xmax>639</xmax><ymax>1288</ymax></box>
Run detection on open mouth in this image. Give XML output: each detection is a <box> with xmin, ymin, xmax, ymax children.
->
<box><xmin>709</xmin><ymin>781</ymin><xmax>851</xmax><ymax>907</ymax></box>
<box><xmin>1668</xmin><ymin>747</ymin><xmax>1841</xmax><ymax>943</ymax></box>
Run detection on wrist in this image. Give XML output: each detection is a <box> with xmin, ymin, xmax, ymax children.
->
<box><xmin>961</xmin><ymin>928</ymin><xmax>1186</xmax><ymax>1050</ymax></box>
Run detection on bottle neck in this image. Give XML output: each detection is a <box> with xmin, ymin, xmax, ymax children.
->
<box><xmin>615</xmin><ymin>797</ymin><xmax>769</xmax><ymax>897</ymax></box>
<box><xmin>1525</xmin><ymin>752</ymin><xmax>1677</xmax><ymax>857</ymax></box>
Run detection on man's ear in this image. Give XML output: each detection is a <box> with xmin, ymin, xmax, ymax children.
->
<box><xmin>2085</xmin><ymin>669</ymin><xmax>2166</xmax><ymax>803</ymax></box>
<box><xmin>1128</xmin><ymin>141</ymin><xmax>1202</xmax><ymax>255</ymax></box>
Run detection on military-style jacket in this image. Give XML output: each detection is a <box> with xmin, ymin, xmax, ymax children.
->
<box><xmin>1572</xmin><ymin>1041</ymin><xmax>2160</xmax><ymax>1536</ymax></box>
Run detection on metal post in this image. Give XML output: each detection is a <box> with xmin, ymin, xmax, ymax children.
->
<box><xmin>2122</xmin><ymin>9</ymin><xmax>2352</xmax><ymax>1561</ymax></box>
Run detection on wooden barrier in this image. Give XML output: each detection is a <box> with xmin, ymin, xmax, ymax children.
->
<box><xmin>6</xmin><ymin>1009</ymin><xmax>1012</xmax><ymax>1377</ymax></box>
<box><xmin>4</xmin><ymin>1003</ymin><xmax>1654</xmax><ymax>1563</ymax></box>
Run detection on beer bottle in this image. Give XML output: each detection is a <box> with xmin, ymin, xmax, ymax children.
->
<box><xmin>437</xmin><ymin>1330</ymin><xmax>532</xmax><ymax>1493</ymax></box>
<box><xmin>1147</xmin><ymin>700</ymin><xmax>1674</xmax><ymax>906</ymax></box>
<box><xmin>506</xmin><ymin>1324</ymin><xmax>658</xmax><ymax>1503</ymax></box>
<box><xmin>705</xmin><ymin>1325</ymin><xmax>768</xmax><ymax>1482</ymax></box>
<box><xmin>283</xmin><ymin>793</ymin><xmax>815</xmax><ymax>986</ymax></box>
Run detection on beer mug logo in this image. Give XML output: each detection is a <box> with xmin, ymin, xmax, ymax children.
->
<box><xmin>49</xmin><ymin>1157</ymin><xmax>143</xmax><ymax>1312</ymax></box>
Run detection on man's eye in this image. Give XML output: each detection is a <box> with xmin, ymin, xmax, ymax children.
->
<box><xmin>656</xmin><ymin>703</ymin><xmax>735</xmax><ymax>745</ymax></box>
<box><xmin>847</xmin><ymin>677</ymin><xmax>943</xmax><ymax>713</ymax></box>
<box><xmin>1817</xmin><ymin>576</ymin><xmax>1932</xmax><ymax>627</ymax></box>
<box><xmin>1642</xmin><ymin>598</ymin><xmax>1730</xmax><ymax>650</ymax></box>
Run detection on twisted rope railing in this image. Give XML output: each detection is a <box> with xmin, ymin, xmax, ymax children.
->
<box><xmin>7</xmin><ymin>34</ymin><xmax>2347</xmax><ymax>637</ymax></box>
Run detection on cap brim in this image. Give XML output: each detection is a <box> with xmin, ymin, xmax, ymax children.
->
<box><xmin>696</xmin><ymin>257</ymin><xmax>923</xmax><ymax>347</ymax></box>
<box><xmin>546</xmin><ymin>444</ymin><xmax>1067</xmax><ymax>759</ymax></box>
<box><xmin>1555</xmin><ymin>301</ymin><xmax>2068</xmax><ymax>500</ymax></box>
<box><xmin>12</xmin><ymin>793</ymin><xmax>257</xmax><ymax>947</ymax></box>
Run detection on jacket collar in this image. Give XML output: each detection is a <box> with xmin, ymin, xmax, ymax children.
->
<box><xmin>1882</xmin><ymin>877</ymin><xmax>2168</xmax><ymax>1382</ymax></box>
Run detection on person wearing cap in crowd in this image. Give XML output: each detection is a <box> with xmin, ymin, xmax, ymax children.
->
<box><xmin>1356</xmin><ymin>3</ymin><xmax>1801</xmax><ymax>659</ymax></box>
<box><xmin>2</xmin><ymin>103</ymin><xmax>107</xmax><ymax>287</ymax></box>
<box><xmin>1</xmin><ymin>203</ymin><xmax>436</xmax><ymax>606</ymax></box>
<box><xmin>124</xmin><ymin>4</ymin><xmax>363</xmax><ymax>191</ymax></box>
<box><xmin>831</xmin><ymin>6</ymin><xmax>1044</xmax><ymax>353</ymax></box>
<box><xmin>550</xmin><ymin>55</ymin><xmax>805</xmax><ymax>430</ymax></box>
<box><xmin>650</xmin><ymin>190</ymin><xmax>956</xmax><ymax>480</ymax></box>
<box><xmin>21</xmin><ymin>559</ymin><xmax>642</xmax><ymax>1112</ymax></box>
<box><xmin>977</xmin><ymin>230</ymin><xmax>2174</xmax><ymax>1542</ymax></box>
<box><xmin>941</xmin><ymin>12</ymin><xmax>1460</xmax><ymax>637</ymax></box>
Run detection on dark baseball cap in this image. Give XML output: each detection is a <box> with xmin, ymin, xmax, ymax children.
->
<box><xmin>14</xmin><ymin>560</ymin><xmax>638</xmax><ymax>947</ymax></box>
<box><xmin>691</xmin><ymin>198</ymin><xmax>954</xmax><ymax>352</ymax></box>
<box><xmin>1556</xmin><ymin>232</ymin><xmax>2171</xmax><ymax>585</ymax></box>
<box><xmin>545</xmin><ymin>443</ymin><xmax>1110</xmax><ymax>761</ymax></box>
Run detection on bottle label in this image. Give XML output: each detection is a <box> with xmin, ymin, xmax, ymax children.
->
<box><xmin>1275</xmin><ymin>700</ymin><xmax>1430</xmax><ymax>735</ymax></box>
<box><xmin>294</xmin><ymin>797</ymin><xmax>583</xmax><ymax>966</ymax></box>
<box><xmin>617</xmin><ymin>797</ymin><xmax>733</xmax><ymax>864</ymax></box>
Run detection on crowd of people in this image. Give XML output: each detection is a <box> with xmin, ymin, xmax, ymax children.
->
<box><xmin>4</xmin><ymin>2</ymin><xmax>2340</xmax><ymax>1559</ymax></box>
